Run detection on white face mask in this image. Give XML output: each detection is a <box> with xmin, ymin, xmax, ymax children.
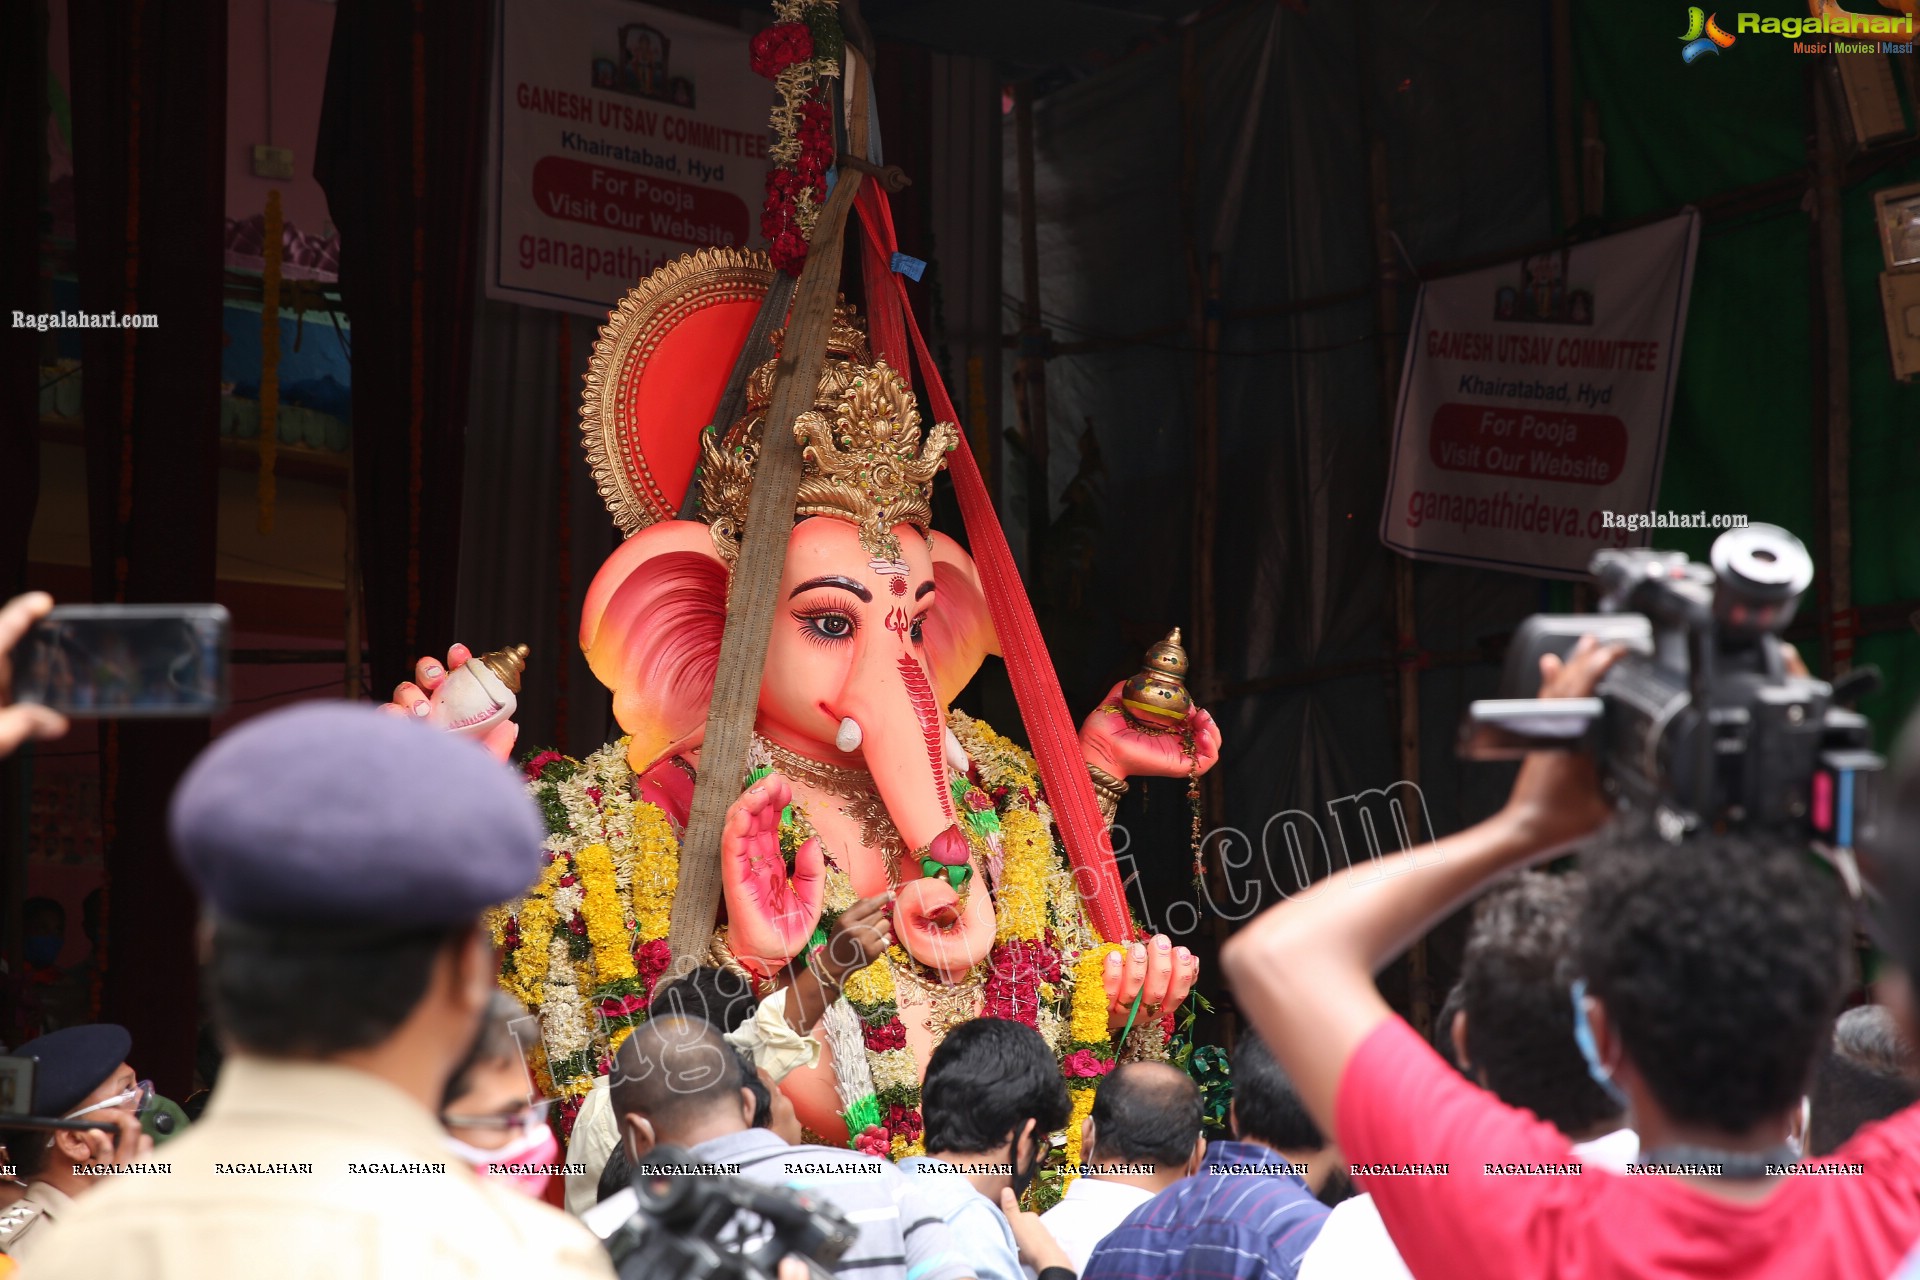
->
<box><xmin>445</xmin><ymin>1122</ymin><xmax>560</xmax><ymax>1197</ymax></box>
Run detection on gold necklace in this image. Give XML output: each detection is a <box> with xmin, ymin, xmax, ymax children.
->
<box><xmin>887</xmin><ymin>948</ymin><xmax>989</xmax><ymax>1043</ymax></box>
<box><xmin>754</xmin><ymin>734</ymin><xmax>875</xmax><ymax>799</ymax></box>
<box><xmin>755</xmin><ymin>734</ymin><xmax>910</xmax><ymax>867</ymax></box>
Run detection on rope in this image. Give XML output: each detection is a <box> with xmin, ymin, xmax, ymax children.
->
<box><xmin>853</xmin><ymin>186</ymin><xmax>1134</xmax><ymax>944</ymax></box>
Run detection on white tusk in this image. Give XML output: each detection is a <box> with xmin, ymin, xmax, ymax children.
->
<box><xmin>944</xmin><ymin>727</ymin><xmax>971</xmax><ymax>775</ymax></box>
<box><xmin>836</xmin><ymin>716</ymin><xmax>864</xmax><ymax>753</ymax></box>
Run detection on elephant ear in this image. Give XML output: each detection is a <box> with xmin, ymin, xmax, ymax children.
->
<box><xmin>581</xmin><ymin>520</ymin><xmax>729</xmax><ymax>775</ymax></box>
<box><xmin>926</xmin><ymin>531</ymin><xmax>1000</xmax><ymax>707</ymax></box>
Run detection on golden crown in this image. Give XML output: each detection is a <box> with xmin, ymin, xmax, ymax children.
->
<box><xmin>698</xmin><ymin>346</ymin><xmax>958</xmax><ymax>563</ymax></box>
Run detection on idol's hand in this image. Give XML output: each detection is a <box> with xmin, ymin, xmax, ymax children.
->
<box><xmin>1079</xmin><ymin>680</ymin><xmax>1222</xmax><ymax>781</ymax></box>
<box><xmin>721</xmin><ymin>773</ymin><xmax>825</xmax><ymax>976</ymax></box>
<box><xmin>380</xmin><ymin>644</ymin><xmax>520</xmax><ymax>762</ymax></box>
<box><xmin>1103</xmin><ymin>934</ymin><xmax>1199</xmax><ymax>1030</ymax></box>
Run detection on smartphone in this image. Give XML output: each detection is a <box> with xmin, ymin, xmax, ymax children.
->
<box><xmin>12</xmin><ymin>604</ymin><xmax>231</xmax><ymax>718</ymax></box>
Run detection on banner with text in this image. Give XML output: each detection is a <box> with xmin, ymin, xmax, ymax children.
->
<box><xmin>487</xmin><ymin>0</ymin><xmax>768</xmax><ymax>317</ymax></box>
<box><xmin>1379</xmin><ymin>212</ymin><xmax>1700</xmax><ymax>578</ymax></box>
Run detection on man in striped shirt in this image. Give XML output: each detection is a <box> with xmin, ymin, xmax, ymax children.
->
<box><xmin>599</xmin><ymin>1014</ymin><xmax>972</xmax><ymax>1280</ymax></box>
<box><xmin>1081</xmin><ymin>1034</ymin><xmax>1332</xmax><ymax>1280</ymax></box>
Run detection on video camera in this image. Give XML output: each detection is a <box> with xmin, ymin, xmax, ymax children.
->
<box><xmin>590</xmin><ymin>1146</ymin><xmax>856</xmax><ymax>1280</ymax></box>
<box><xmin>1459</xmin><ymin>524</ymin><xmax>1882</xmax><ymax>853</ymax></box>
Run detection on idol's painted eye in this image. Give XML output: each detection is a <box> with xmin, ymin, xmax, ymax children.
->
<box><xmin>793</xmin><ymin>608</ymin><xmax>857</xmax><ymax>645</ymax></box>
<box><xmin>909</xmin><ymin>614</ymin><xmax>925</xmax><ymax>643</ymax></box>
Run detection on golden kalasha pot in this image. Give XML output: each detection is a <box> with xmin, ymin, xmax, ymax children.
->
<box><xmin>1120</xmin><ymin>629</ymin><xmax>1193</xmax><ymax>729</ymax></box>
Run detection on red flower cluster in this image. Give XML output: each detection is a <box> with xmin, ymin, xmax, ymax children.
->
<box><xmin>981</xmin><ymin>939</ymin><xmax>1059</xmax><ymax>1028</ymax></box>
<box><xmin>1037</xmin><ymin>933</ymin><xmax>1063</xmax><ymax>983</ymax></box>
<box><xmin>524</xmin><ymin>750</ymin><xmax>565</xmax><ymax>780</ymax></box>
<box><xmin>862</xmin><ymin>1019</ymin><xmax>907</xmax><ymax>1052</ymax></box>
<box><xmin>988</xmin><ymin>783</ymin><xmax>1039</xmax><ymax>811</ymax></box>
<box><xmin>854</xmin><ymin>1124</ymin><xmax>891</xmax><ymax>1157</ymax></box>
<box><xmin>1063</xmin><ymin>1049</ymin><xmax>1115</xmax><ymax>1079</ymax></box>
<box><xmin>597</xmin><ymin>992</ymin><xmax>647</xmax><ymax>1019</ymax></box>
<box><xmin>760</xmin><ymin>87</ymin><xmax>835</xmax><ymax>274</ymax></box>
<box><xmin>749</xmin><ymin>22</ymin><xmax>813</xmax><ymax>79</ymax></box>
<box><xmin>794</xmin><ymin>100</ymin><xmax>832</xmax><ymax>182</ymax></box>
<box><xmin>885</xmin><ymin>1103</ymin><xmax>922</xmax><ymax>1143</ymax></box>
<box><xmin>635</xmin><ymin>938</ymin><xmax>673</xmax><ymax>999</ymax></box>
<box><xmin>566</xmin><ymin>914</ymin><xmax>587</xmax><ymax>937</ymax></box>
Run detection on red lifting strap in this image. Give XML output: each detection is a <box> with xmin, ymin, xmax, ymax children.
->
<box><xmin>853</xmin><ymin>184</ymin><xmax>1134</xmax><ymax>946</ymax></box>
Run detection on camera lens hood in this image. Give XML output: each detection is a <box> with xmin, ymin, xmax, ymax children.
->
<box><xmin>1710</xmin><ymin>524</ymin><xmax>1813</xmax><ymax>602</ymax></box>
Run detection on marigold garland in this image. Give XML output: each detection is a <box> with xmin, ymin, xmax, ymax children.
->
<box><xmin>1064</xmin><ymin>1087</ymin><xmax>1097</xmax><ymax>1179</ymax></box>
<box><xmin>500</xmin><ymin>741</ymin><xmax>679</xmax><ymax>1135</ymax></box>
<box><xmin>1061</xmin><ymin>942</ymin><xmax>1124</xmax><ymax>1185</ymax></box>
<box><xmin>502</xmin><ymin>712</ymin><xmax>1191</xmax><ymax>1171</ymax></box>
<box><xmin>994</xmin><ymin>807</ymin><xmax>1051</xmax><ymax>944</ymax></box>
<box><xmin>628</xmin><ymin>803</ymin><xmax>680</xmax><ymax>941</ymax></box>
<box><xmin>1070</xmin><ymin>943</ymin><xmax>1126</xmax><ymax>1044</ymax></box>
<box><xmin>840</xmin><ymin>948</ymin><xmax>924</xmax><ymax>1157</ymax></box>
<box><xmin>498</xmin><ymin>857</ymin><xmax>568</xmax><ymax>1009</ymax></box>
<box><xmin>577</xmin><ymin>844</ymin><xmax>637</xmax><ymax>983</ymax></box>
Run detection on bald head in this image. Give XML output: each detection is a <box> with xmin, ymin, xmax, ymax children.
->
<box><xmin>610</xmin><ymin>1014</ymin><xmax>749</xmax><ymax>1144</ymax></box>
<box><xmin>1089</xmin><ymin>1061</ymin><xmax>1202</xmax><ymax>1167</ymax></box>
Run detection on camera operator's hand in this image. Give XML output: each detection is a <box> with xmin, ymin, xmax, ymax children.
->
<box><xmin>1498</xmin><ymin>635</ymin><xmax>1626</xmax><ymax>857</ymax></box>
<box><xmin>1222</xmin><ymin>632</ymin><xmax>1627</xmax><ymax>1152</ymax></box>
<box><xmin>821</xmin><ymin>893</ymin><xmax>893</xmax><ymax>983</ymax></box>
<box><xmin>0</xmin><ymin>592</ymin><xmax>68</xmax><ymax>758</ymax></box>
<box><xmin>782</xmin><ymin>893</ymin><xmax>895</xmax><ymax>1037</ymax></box>
<box><xmin>999</xmin><ymin>1186</ymin><xmax>1073</xmax><ymax>1274</ymax></box>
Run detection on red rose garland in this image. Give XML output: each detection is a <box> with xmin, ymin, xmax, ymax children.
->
<box><xmin>752</xmin><ymin>2</ymin><xmax>843</xmax><ymax>273</ymax></box>
<box><xmin>750</xmin><ymin>22</ymin><xmax>813</xmax><ymax>77</ymax></box>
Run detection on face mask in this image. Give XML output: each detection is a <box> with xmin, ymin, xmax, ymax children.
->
<box><xmin>446</xmin><ymin>1122</ymin><xmax>560</xmax><ymax>1197</ymax></box>
<box><xmin>23</xmin><ymin>935</ymin><xmax>61</xmax><ymax>967</ymax></box>
<box><xmin>1009</xmin><ymin>1130</ymin><xmax>1040</xmax><ymax>1200</ymax></box>
<box><xmin>1570</xmin><ymin>979</ymin><xmax>1631</xmax><ymax>1112</ymax></box>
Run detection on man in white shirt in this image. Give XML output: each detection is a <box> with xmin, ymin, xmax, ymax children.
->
<box><xmin>566</xmin><ymin>894</ymin><xmax>894</xmax><ymax>1213</ymax></box>
<box><xmin>1041</xmin><ymin>1061</ymin><xmax>1206</xmax><ymax>1273</ymax></box>
<box><xmin>1298</xmin><ymin>872</ymin><xmax>1636</xmax><ymax>1280</ymax></box>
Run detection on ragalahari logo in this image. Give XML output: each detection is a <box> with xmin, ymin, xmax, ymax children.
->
<box><xmin>1684</xmin><ymin>1</ymin><xmax>1917</xmax><ymax>61</ymax></box>
<box><xmin>1681</xmin><ymin>8</ymin><xmax>1738</xmax><ymax>60</ymax></box>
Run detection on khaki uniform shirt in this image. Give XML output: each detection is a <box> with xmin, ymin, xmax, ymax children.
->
<box><xmin>0</xmin><ymin>1181</ymin><xmax>72</xmax><ymax>1264</ymax></box>
<box><xmin>21</xmin><ymin>1057</ymin><xmax>615</xmax><ymax>1279</ymax></box>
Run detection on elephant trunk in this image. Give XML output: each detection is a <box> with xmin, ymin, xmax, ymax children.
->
<box><xmin>841</xmin><ymin>646</ymin><xmax>958</xmax><ymax>865</ymax></box>
<box><xmin>839</xmin><ymin>643</ymin><xmax>995</xmax><ymax>978</ymax></box>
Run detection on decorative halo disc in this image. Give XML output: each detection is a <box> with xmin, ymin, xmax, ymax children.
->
<box><xmin>581</xmin><ymin>247</ymin><xmax>776</xmax><ymax>536</ymax></box>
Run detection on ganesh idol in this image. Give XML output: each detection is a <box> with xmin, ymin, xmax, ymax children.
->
<box><xmin>388</xmin><ymin>248</ymin><xmax>1220</xmax><ymax>1155</ymax></box>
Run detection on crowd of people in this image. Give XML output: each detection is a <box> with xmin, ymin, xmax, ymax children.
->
<box><xmin>8</xmin><ymin>604</ymin><xmax>1920</xmax><ymax>1279</ymax></box>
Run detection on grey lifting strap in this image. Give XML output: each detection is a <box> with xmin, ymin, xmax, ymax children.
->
<box><xmin>663</xmin><ymin>170</ymin><xmax>869</xmax><ymax>977</ymax></box>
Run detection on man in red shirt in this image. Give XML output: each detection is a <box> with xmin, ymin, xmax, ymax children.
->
<box><xmin>1221</xmin><ymin>638</ymin><xmax>1920</xmax><ymax>1279</ymax></box>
